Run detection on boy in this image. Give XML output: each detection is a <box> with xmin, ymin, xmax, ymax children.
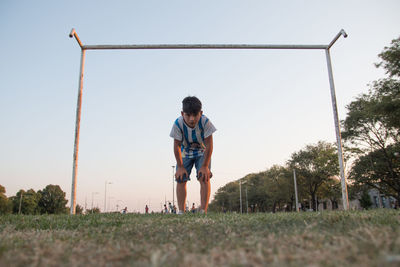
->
<box><xmin>170</xmin><ymin>96</ymin><xmax>216</xmax><ymax>214</ymax></box>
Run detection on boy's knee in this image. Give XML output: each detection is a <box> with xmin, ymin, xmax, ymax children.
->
<box><xmin>177</xmin><ymin>181</ymin><xmax>187</xmax><ymax>187</ymax></box>
<box><xmin>199</xmin><ymin>180</ymin><xmax>210</xmax><ymax>185</ymax></box>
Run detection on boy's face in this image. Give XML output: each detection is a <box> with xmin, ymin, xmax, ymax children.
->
<box><xmin>181</xmin><ymin>111</ymin><xmax>203</xmax><ymax>128</ymax></box>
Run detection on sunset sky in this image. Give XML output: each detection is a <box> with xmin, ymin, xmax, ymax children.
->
<box><xmin>1</xmin><ymin>0</ymin><xmax>399</xmax><ymax>212</ymax></box>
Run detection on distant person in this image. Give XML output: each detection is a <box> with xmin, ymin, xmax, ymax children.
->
<box><xmin>122</xmin><ymin>207</ymin><xmax>127</xmax><ymax>214</ymax></box>
<box><xmin>170</xmin><ymin>96</ymin><xmax>216</xmax><ymax>214</ymax></box>
<box><xmin>145</xmin><ymin>205</ymin><xmax>149</xmax><ymax>214</ymax></box>
<box><xmin>168</xmin><ymin>202</ymin><xmax>173</xmax><ymax>213</ymax></box>
<box><xmin>164</xmin><ymin>204</ymin><xmax>169</xmax><ymax>214</ymax></box>
<box><xmin>191</xmin><ymin>203</ymin><xmax>196</xmax><ymax>213</ymax></box>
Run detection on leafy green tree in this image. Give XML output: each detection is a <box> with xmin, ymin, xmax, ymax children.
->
<box><xmin>246</xmin><ymin>173</ymin><xmax>271</xmax><ymax>212</ymax></box>
<box><xmin>38</xmin><ymin>185</ymin><xmax>68</xmax><ymax>214</ymax></box>
<box><xmin>75</xmin><ymin>204</ymin><xmax>84</xmax><ymax>214</ymax></box>
<box><xmin>263</xmin><ymin>165</ymin><xmax>294</xmax><ymax>212</ymax></box>
<box><xmin>0</xmin><ymin>185</ymin><xmax>12</xmax><ymax>214</ymax></box>
<box><xmin>349</xmin><ymin>143</ymin><xmax>400</xmax><ymax>204</ymax></box>
<box><xmin>359</xmin><ymin>190</ymin><xmax>373</xmax><ymax>210</ymax></box>
<box><xmin>317</xmin><ymin>178</ymin><xmax>341</xmax><ymax>210</ymax></box>
<box><xmin>86</xmin><ymin>207</ymin><xmax>100</xmax><ymax>214</ymax></box>
<box><xmin>342</xmin><ymin>37</ymin><xmax>400</xmax><ymax>204</ymax></box>
<box><xmin>211</xmin><ymin>166</ymin><xmax>296</xmax><ymax>213</ymax></box>
<box><xmin>288</xmin><ymin>141</ymin><xmax>339</xmax><ymax>211</ymax></box>
<box><xmin>212</xmin><ymin>181</ymin><xmax>241</xmax><ymax>212</ymax></box>
<box><xmin>10</xmin><ymin>189</ymin><xmax>40</xmax><ymax>214</ymax></box>
<box><xmin>376</xmin><ymin>37</ymin><xmax>400</xmax><ymax>78</ymax></box>
<box><xmin>373</xmin><ymin>37</ymin><xmax>400</xmax><ymax>130</ymax></box>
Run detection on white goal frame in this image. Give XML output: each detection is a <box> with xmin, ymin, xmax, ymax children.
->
<box><xmin>69</xmin><ymin>28</ymin><xmax>349</xmax><ymax>214</ymax></box>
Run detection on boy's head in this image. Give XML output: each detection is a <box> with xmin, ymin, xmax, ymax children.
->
<box><xmin>181</xmin><ymin>96</ymin><xmax>203</xmax><ymax>128</ymax></box>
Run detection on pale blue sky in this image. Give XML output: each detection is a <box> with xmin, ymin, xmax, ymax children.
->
<box><xmin>1</xmin><ymin>0</ymin><xmax>399</xmax><ymax>212</ymax></box>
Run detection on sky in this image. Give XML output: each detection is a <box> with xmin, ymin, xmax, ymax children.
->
<box><xmin>1</xmin><ymin>0</ymin><xmax>399</xmax><ymax>213</ymax></box>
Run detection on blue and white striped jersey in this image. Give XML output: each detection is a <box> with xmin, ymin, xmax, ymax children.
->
<box><xmin>170</xmin><ymin>115</ymin><xmax>217</xmax><ymax>158</ymax></box>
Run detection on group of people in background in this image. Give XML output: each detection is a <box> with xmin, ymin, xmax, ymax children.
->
<box><xmin>162</xmin><ymin>202</ymin><xmax>198</xmax><ymax>214</ymax></box>
<box><xmin>119</xmin><ymin>202</ymin><xmax>200</xmax><ymax>214</ymax></box>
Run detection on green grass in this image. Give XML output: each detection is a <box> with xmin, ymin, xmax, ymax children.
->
<box><xmin>1</xmin><ymin>210</ymin><xmax>399</xmax><ymax>266</ymax></box>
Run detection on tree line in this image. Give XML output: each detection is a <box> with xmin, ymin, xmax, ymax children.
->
<box><xmin>209</xmin><ymin>36</ymin><xmax>400</xmax><ymax>213</ymax></box>
<box><xmin>0</xmin><ymin>184</ymin><xmax>73</xmax><ymax>215</ymax></box>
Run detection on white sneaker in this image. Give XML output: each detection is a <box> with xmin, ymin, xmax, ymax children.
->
<box><xmin>177</xmin><ymin>210</ymin><xmax>184</xmax><ymax>215</ymax></box>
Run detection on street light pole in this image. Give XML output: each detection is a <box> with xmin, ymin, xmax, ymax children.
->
<box><xmin>104</xmin><ymin>181</ymin><xmax>112</xmax><ymax>212</ymax></box>
<box><xmin>293</xmin><ymin>169</ymin><xmax>299</xmax><ymax>212</ymax></box>
<box><xmin>116</xmin><ymin>200</ymin><xmax>123</xmax><ymax>212</ymax></box>
<box><xmin>108</xmin><ymin>196</ymin><xmax>114</xmax><ymax>212</ymax></box>
<box><xmin>18</xmin><ymin>191</ymin><xmax>23</xmax><ymax>214</ymax></box>
<box><xmin>239</xmin><ymin>181</ymin><xmax>242</xmax><ymax>214</ymax></box>
<box><xmin>246</xmin><ymin>185</ymin><xmax>248</xmax><ymax>214</ymax></box>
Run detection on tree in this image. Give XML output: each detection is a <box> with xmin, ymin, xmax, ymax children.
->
<box><xmin>0</xmin><ymin>185</ymin><xmax>12</xmax><ymax>214</ymax></box>
<box><xmin>342</xmin><ymin>37</ymin><xmax>400</xmax><ymax>204</ymax></box>
<box><xmin>210</xmin><ymin>166</ymin><xmax>297</xmax><ymax>213</ymax></box>
<box><xmin>376</xmin><ymin>37</ymin><xmax>400</xmax><ymax>78</ymax></box>
<box><xmin>349</xmin><ymin>143</ymin><xmax>400</xmax><ymax>204</ymax></box>
<box><xmin>288</xmin><ymin>141</ymin><xmax>339</xmax><ymax>211</ymax></box>
<box><xmin>75</xmin><ymin>204</ymin><xmax>84</xmax><ymax>214</ymax></box>
<box><xmin>317</xmin><ymin>177</ymin><xmax>341</xmax><ymax>210</ymax></box>
<box><xmin>342</xmin><ymin>37</ymin><xmax>399</xmax><ymax>150</ymax></box>
<box><xmin>212</xmin><ymin>181</ymin><xmax>241</xmax><ymax>212</ymax></box>
<box><xmin>359</xmin><ymin>190</ymin><xmax>373</xmax><ymax>210</ymax></box>
<box><xmin>374</xmin><ymin>37</ymin><xmax>400</xmax><ymax>130</ymax></box>
<box><xmin>38</xmin><ymin>185</ymin><xmax>68</xmax><ymax>214</ymax></box>
<box><xmin>85</xmin><ymin>207</ymin><xmax>100</xmax><ymax>214</ymax></box>
<box><xmin>263</xmin><ymin>165</ymin><xmax>294</xmax><ymax>212</ymax></box>
<box><xmin>10</xmin><ymin>189</ymin><xmax>41</xmax><ymax>214</ymax></box>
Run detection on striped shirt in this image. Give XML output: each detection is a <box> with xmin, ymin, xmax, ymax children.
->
<box><xmin>170</xmin><ymin>115</ymin><xmax>216</xmax><ymax>158</ymax></box>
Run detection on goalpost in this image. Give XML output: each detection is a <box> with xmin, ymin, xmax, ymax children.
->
<box><xmin>69</xmin><ymin>28</ymin><xmax>349</xmax><ymax>214</ymax></box>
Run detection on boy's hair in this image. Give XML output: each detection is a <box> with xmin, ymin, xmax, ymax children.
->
<box><xmin>182</xmin><ymin>96</ymin><xmax>202</xmax><ymax>115</ymax></box>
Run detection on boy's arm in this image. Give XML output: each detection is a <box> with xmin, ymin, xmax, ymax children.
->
<box><xmin>199</xmin><ymin>135</ymin><xmax>213</xmax><ymax>182</ymax></box>
<box><xmin>173</xmin><ymin>139</ymin><xmax>188</xmax><ymax>181</ymax></box>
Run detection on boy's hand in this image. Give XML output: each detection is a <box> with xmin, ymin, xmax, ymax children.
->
<box><xmin>198</xmin><ymin>166</ymin><xmax>211</xmax><ymax>182</ymax></box>
<box><xmin>175</xmin><ymin>167</ymin><xmax>188</xmax><ymax>182</ymax></box>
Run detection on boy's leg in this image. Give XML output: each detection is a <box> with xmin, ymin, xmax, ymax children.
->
<box><xmin>199</xmin><ymin>179</ymin><xmax>211</xmax><ymax>213</ymax></box>
<box><xmin>176</xmin><ymin>181</ymin><xmax>187</xmax><ymax>212</ymax></box>
<box><xmin>176</xmin><ymin>157</ymin><xmax>194</xmax><ymax>213</ymax></box>
<box><xmin>195</xmin><ymin>155</ymin><xmax>212</xmax><ymax>213</ymax></box>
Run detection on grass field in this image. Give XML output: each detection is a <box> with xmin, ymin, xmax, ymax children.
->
<box><xmin>0</xmin><ymin>210</ymin><xmax>399</xmax><ymax>267</ymax></box>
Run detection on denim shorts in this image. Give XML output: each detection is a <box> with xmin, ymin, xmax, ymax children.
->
<box><xmin>176</xmin><ymin>155</ymin><xmax>211</xmax><ymax>183</ymax></box>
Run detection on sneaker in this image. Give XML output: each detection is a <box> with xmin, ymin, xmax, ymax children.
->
<box><xmin>177</xmin><ymin>210</ymin><xmax>184</xmax><ymax>215</ymax></box>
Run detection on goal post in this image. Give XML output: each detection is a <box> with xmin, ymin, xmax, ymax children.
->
<box><xmin>68</xmin><ymin>28</ymin><xmax>349</xmax><ymax>214</ymax></box>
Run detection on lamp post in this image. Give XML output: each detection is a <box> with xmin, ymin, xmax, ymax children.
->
<box><xmin>293</xmin><ymin>169</ymin><xmax>299</xmax><ymax>212</ymax></box>
<box><xmin>239</xmin><ymin>180</ymin><xmax>247</xmax><ymax>214</ymax></box>
<box><xmin>104</xmin><ymin>180</ymin><xmax>112</xmax><ymax>212</ymax></box>
<box><xmin>108</xmin><ymin>196</ymin><xmax>115</xmax><ymax>212</ymax></box>
<box><xmin>18</xmin><ymin>191</ymin><xmax>23</xmax><ymax>214</ymax></box>
<box><xmin>239</xmin><ymin>181</ymin><xmax>242</xmax><ymax>214</ymax></box>
<box><xmin>116</xmin><ymin>200</ymin><xmax>123</xmax><ymax>212</ymax></box>
<box><xmin>246</xmin><ymin>185</ymin><xmax>248</xmax><ymax>214</ymax></box>
<box><xmin>172</xmin><ymin>165</ymin><xmax>175</xmax><ymax>207</ymax></box>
